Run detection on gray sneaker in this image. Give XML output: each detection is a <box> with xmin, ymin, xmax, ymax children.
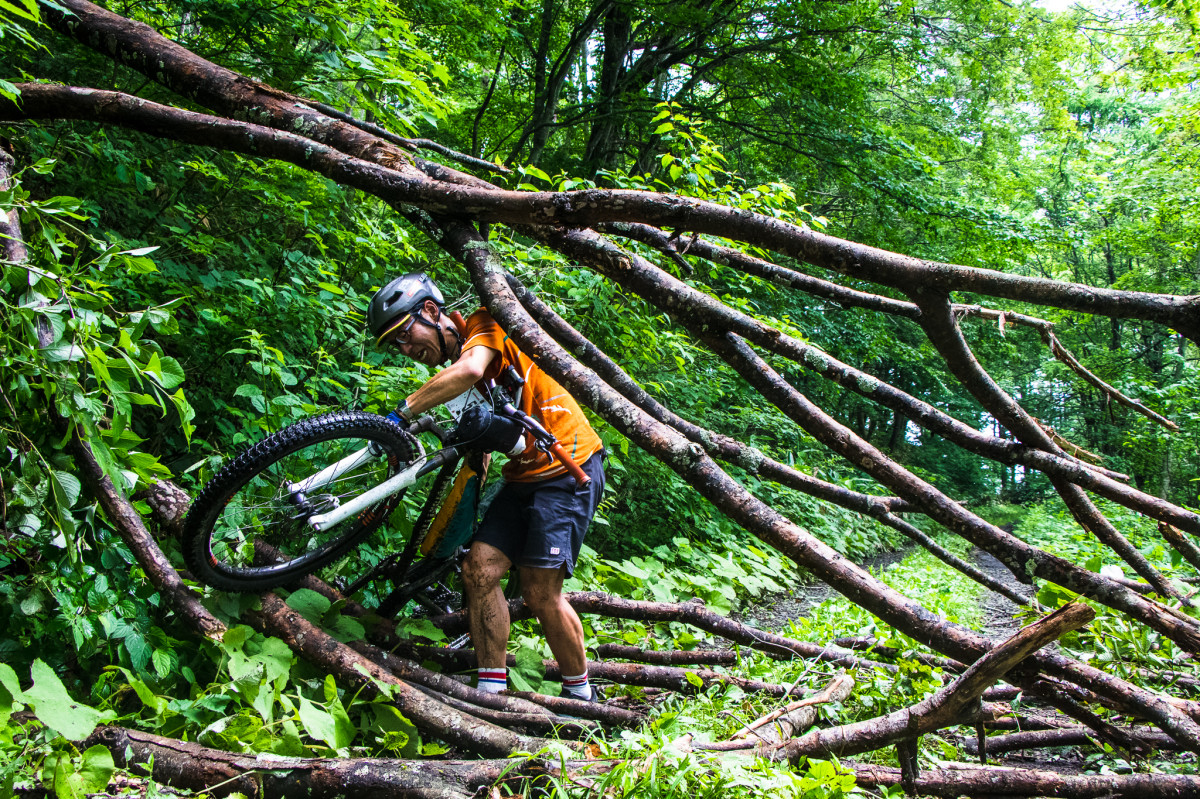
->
<box><xmin>559</xmin><ymin>684</ymin><xmax>604</xmax><ymax>702</ymax></box>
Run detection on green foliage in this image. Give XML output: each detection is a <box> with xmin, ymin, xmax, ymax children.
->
<box><xmin>1</xmin><ymin>166</ymin><xmax>213</xmax><ymax>700</ymax></box>
<box><xmin>0</xmin><ymin>0</ymin><xmax>41</xmax><ymax>75</ymax></box>
<box><xmin>541</xmin><ymin>735</ymin><xmax>860</xmax><ymax>799</ymax></box>
<box><xmin>1013</xmin><ymin>501</ymin><xmax>1199</xmax><ymax>681</ymax></box>
<box><xmin>0</xmin><ymin>659</ymin><xmax>116</xmax><ymax>797</ymax></box>
<box><xmin>578</xmin><ymin>530</ymin><xmax>795</xmax><ymax>611</ymax></box>
<box><xmin>3</xmin><ymin>0</ymin><xmax>1200</xmax><ymax>791</ymax></box>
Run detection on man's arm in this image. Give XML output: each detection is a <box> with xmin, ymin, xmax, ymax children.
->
<box><xmin>403</xmin><ymin>345</ymin><xmax>497</xmax><ymax>416</ymax></box>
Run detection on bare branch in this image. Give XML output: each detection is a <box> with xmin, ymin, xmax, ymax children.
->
<box><xmin>773</xmin><ymin>602</ymin><xmax>1096</xmax><ymax>761</ymax></box>
<box><xmin>87</xmin><ymin>725</ymin><xmax>523</xmax><ymax>799</ymax></box>
<box><xmin>66</xmin><ymin>430</ymin><xmax>226</xmax><ymax>639</ymax></box>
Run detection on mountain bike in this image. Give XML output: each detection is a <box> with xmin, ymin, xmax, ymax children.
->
<box><xmin>180</xmin><ymin>370</ymin><xmax>590</xmax><ymax>619</ymax></box>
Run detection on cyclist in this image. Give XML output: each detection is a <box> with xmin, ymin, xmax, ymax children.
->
<box><xmin>368</xmin><ymin>272</ymin><xmax>606</xmax><ymax>702</ymax></box>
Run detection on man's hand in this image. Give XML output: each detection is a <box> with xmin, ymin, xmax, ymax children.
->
<box><xmin>385</xmin><ymin>408</ymin><xmax>411</xmax><ymax>430</ymax></box>
<box><xmin>454</xmin><ymin>404</ymin><xmax>525</xmax><ymax>455</ymax></box>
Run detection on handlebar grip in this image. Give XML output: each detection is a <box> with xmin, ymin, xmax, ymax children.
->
<box><xmin>549</xmin><ymin>442</ymin><xmax>591</xmax><ymax>486</ymax></box>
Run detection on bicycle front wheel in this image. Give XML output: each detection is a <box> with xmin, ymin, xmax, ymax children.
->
<box><xmin>182</xmin><ymin>411</ymin><xmax>414</xmax><ymax>592</ymax></box>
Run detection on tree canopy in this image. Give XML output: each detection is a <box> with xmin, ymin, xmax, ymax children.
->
<box><xmin>4</xmin><ymin>0</ymin><xmax>1200</xmax><ymax>794</ymax></box>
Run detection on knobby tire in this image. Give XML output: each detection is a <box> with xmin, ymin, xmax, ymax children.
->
<box><xmin>182</xmin><ymin>411</ymin><xmax>414</xmax><ymax>592</ymax></box>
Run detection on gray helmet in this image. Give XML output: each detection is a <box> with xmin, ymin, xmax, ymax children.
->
<box><xmin>368</xmin><ymin>272</ymin><xmax>445</xmax><ymax>346</ymax></box>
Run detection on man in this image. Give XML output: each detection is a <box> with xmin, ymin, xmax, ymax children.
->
<box><xmin>367</xmin><ymin>272</ymin><xmax>606</xmax><ymax>700</ymax></box>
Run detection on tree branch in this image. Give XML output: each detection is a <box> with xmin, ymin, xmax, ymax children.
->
<box><xmin>773</xmin><ymin>602</ymin><xmax>1096</xmax><ymax>761</ymax></box>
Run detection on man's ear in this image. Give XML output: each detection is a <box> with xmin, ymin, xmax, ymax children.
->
<box><xmin>425</xmin><ymin>299</ymin><xmax>442</xmax><ymax>319</ymax></box>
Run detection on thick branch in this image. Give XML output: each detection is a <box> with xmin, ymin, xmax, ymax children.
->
<box><xmin>0</xmin><ymin>148</ymin><xmax>29</xmax><ymax>264</ymax></box>
<box><xmin>246</xmin><ymin>592</ymin><xmax>546</xmax><ymax>758</ymax></box>
<box><xmin>547</xmin><ymin>659</ymin><xmax>813</xmax><ymax>697</ymax></box>
<box><xmin>66</xmin><ymin>430</ymin><xmax>225</xmax><ymax>638</ymax></box>
<box><xmin>963</xmin><ymin>726</ymin><xmax>1179</xmax><ymax>757</ymax></box>
<box><xmin>853</xmin><ymin>763</ymin><xmax>1200</xmax><ymax>799</ymax></box>
<box><xmin>773</xmin><ymin>602</ymin><xmax>1096</xmax><ymax>761</ymax></box>
<box><xmin>592</xmin><ymin>645</ymin><xmax>739</xmax><ymax>666</ymax></box>
<box><xmin>87</xmin><ymin>725</ymin><xmax>520</xmax><ymax>799</ymax></box>
<box><xmin>1160</xmin><ymin>522</ymin><xmax>1200</xmax><ymax>576</ymax></box>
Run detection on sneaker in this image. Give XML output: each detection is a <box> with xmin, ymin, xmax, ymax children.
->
<box><xmin>558</xmin><ymin>684</ymin><xmax>604</xmax><ymax>703</ymax></box>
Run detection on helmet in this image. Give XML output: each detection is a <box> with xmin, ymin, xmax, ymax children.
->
<box><xmin>368</xmin><ymin>272</ymin><xmax>445</xmax><ymax>346</ymax></box>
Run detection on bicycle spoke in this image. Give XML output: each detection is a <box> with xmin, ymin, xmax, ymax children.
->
<box><xmin>206</xmin><ymin>432</ymin><xmax>402</xmax><ymax>570</ymax></box>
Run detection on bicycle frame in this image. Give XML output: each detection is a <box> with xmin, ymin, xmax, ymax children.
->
<box><xmin>302</xmin><ymin>455</ymin><xmax>427</xmax><ymax>532</ymax></box>
<box><xmin>297</xmin><ymin>375</ymin><xmax>591</xmax><ymax>532</ymax></box>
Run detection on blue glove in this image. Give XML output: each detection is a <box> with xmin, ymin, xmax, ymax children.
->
<box><xmin>385</xmin><ymin>409</ymin><xmax>410</xmax><ymax>430</ymax></box>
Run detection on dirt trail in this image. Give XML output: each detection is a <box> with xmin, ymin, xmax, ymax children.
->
<box><xmin>731</xmin><ymin>545</ymin><xmax>914</xmax><ymax>633</ymax></box>
<box><xmin>734</xmin><ymin>544</ymin><xmax>1025</xmax><ymax>638</ymax></box>
<box><xmin>974</xmin><ymin>548</ymin><xmax>1024</xmax><ymax>639</ymax></box>
<box><xmin>731</xmin><ymin>542</ymin><xmax>1101</xmax><ymax>771</ymax></box>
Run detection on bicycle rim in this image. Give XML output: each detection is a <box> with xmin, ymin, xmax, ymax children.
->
<box><xmin>186</xmin><ymin>412</ymin><xmax>412</xmax><ymax>591</ymax></box>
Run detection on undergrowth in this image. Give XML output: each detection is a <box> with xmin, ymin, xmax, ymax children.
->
<box><xmin>5</xmin><ymin>496</ymin><xmax>1199</xmax><ymax>795</ymax></box>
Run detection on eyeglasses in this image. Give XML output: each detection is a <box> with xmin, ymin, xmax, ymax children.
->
<box><xmin>381</xmin><ymin>313</ymin><xmax>419</xmax><ymax>349</ymax></box>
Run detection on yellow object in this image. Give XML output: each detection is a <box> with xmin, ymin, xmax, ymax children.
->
<box><xmin>420</xmin><ymin>459</ymin><xmax>483</xmax><ymax>556</ymax></box>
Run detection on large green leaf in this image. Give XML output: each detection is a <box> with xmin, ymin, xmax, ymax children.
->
<box><xmin>24</xmin><ymin>659</ymin><xmax>101</xmax><ymax>740</ymax></box>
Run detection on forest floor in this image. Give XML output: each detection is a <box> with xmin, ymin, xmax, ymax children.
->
<box><xmin>730</xmin><ymin>542</ymin><xmax>1097</xmax><ymax>775</ymax></box>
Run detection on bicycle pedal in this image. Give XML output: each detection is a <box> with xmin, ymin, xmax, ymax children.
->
<box><xmin>414</xmin><ymin>583</ymin><xmax>459</xmax><ymax>616</ymax></box>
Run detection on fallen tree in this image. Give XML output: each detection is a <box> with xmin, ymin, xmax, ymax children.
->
<box><xmin>4</xmin><ymin>0</ymin><xmax>1200</xmax><ymax>794</ymax></box>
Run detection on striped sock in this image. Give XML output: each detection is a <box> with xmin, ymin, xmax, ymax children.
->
<box><xmin>477</xmin><ymin>667</ymin><xmax>507</xmax><ymax>694</ymax></box>
<box><xmin>562</xmin><ymin>671</ymin><xmax>591</xmax><ymax>699</ymax></box>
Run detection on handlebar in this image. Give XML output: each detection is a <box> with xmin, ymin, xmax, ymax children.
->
<box><xmin>548</xmin><ymin>441</ymin><xmax>591</xmax><ymax>486</ymax></box>
<box><xmin>492</xmin><ymin>396</ymin><xmax>591</xmax><ymax>487</ymax></box>
<box><xmin>399</xmin><ymin>390</ymin><xmax>591</xmax><ymax>487</ymax></box>
<box><xmin>415</xmin><ymin>445</ymin><xmax>461</xmax><ymax>479</ymax></box>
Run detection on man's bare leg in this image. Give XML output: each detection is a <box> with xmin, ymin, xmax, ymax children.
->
<box><xmin>462</xmin><ymin>542</ymin><xmax>513</xmax><ymax>668</ymax></box>
<box><xmin>520</xmin><ymin>565</ymin><xmax>587</xmax><ymax>676</ymax></box>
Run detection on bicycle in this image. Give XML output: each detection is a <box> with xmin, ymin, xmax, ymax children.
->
<box><xmin>180</xmin><ymin>369</ymin><xmax>591</xmax><ymax>620</ymax></box>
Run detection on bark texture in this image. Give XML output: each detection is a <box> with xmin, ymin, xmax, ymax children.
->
<box><xmin>86</xmin><ymin>726</ymin><xmax>523</xmax><ymax>799</ymax></box>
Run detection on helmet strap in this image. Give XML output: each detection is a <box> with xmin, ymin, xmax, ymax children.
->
<box><xmin>414</xmin><ymin>305</ymin><xmax>461</xmax><ymax>364</ymax></box>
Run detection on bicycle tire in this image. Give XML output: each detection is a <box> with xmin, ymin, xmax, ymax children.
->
<box><xmin>182</xmin><ymin>411</ymin><xmax>415</xmax><ymax>592</ymax></box>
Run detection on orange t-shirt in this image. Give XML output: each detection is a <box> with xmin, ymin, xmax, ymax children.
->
<box><xmin>461</xmin><ymin>309</ymin><xmax>603</xmax><ymax>483</ymax></box>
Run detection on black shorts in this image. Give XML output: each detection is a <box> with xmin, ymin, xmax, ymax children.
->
<box><xmin>471</xmin><ymin>451</ymin><xmax>605</xmax><ymax>576</ymax></box>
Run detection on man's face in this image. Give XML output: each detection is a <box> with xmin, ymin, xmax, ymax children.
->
<box><xmin>385</xmin><ymin>302</ymin><xmax>445</xmax><ymax>366</ymax></box>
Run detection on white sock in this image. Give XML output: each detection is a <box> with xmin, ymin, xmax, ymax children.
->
<box><xmin>562</xmin><ymin>671</ymin><xmax>591</xmax><ymax>699</ymax></box>
<box><xmin>477</xmin><ymin>667</ymin><xmax>507</xmax><ymax>694</ymax></box>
